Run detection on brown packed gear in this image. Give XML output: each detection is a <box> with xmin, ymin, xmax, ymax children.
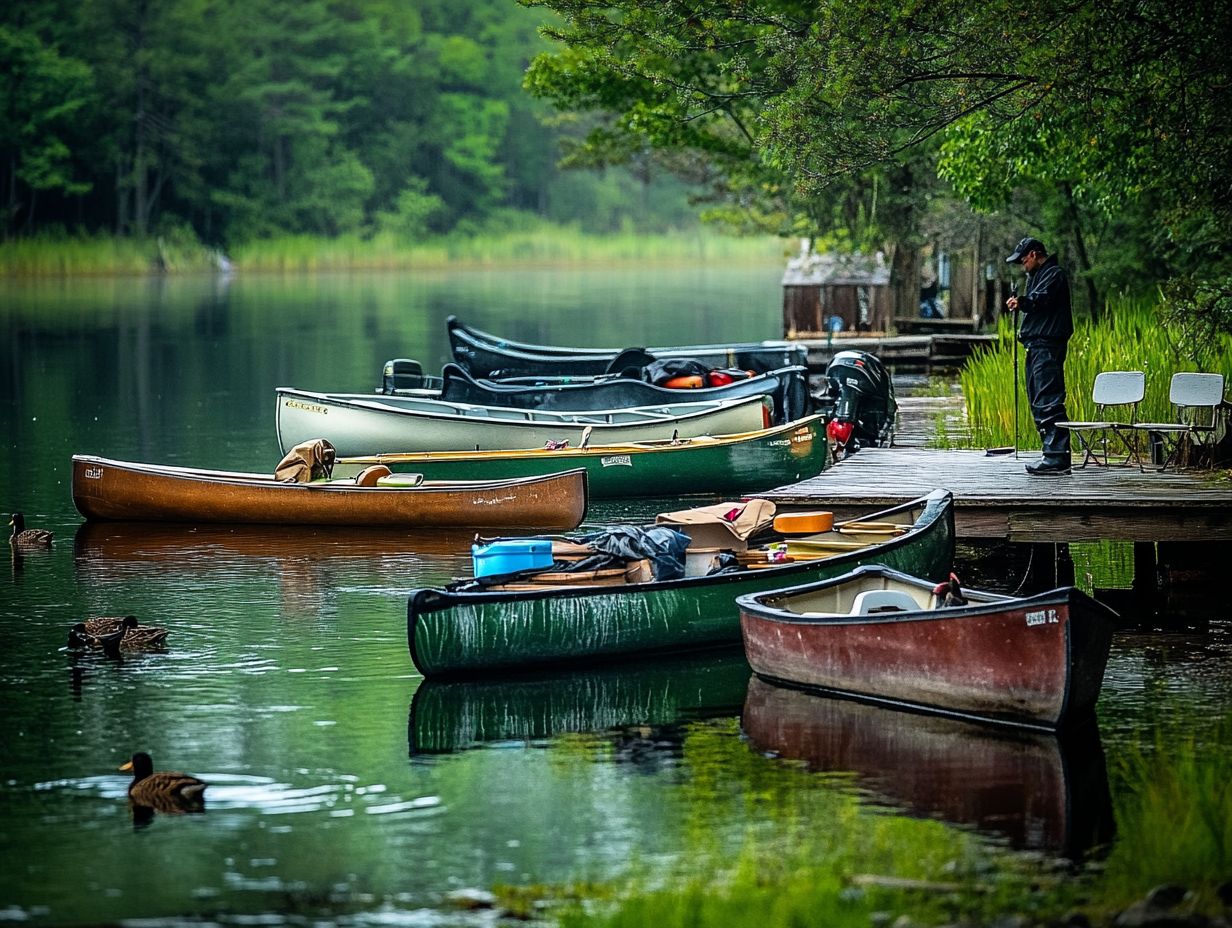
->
<box><xmin>275</xmin><ymin>439</ymin><xmax>337</xmax><ymax>483</ymax></box>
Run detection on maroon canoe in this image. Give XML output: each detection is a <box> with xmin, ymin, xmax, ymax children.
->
<box><xmin>741</xmin><ymin>676</ymin><xmax>1114</xmax><ymax>858</ymax></box>
<box><xmin>736</xmin><ymin>564</ymin><xmax>1120</xmax><ymax>730</ymax></box>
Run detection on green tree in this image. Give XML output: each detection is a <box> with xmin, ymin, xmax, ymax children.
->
<box><xmin>523</xmin><ymin>0</ymin><xmax>1232</xmax><ymax>296</ymax></box>
<box><xmin>0</xmin><ymin>24</ymin><xmax>93</xmax><ymax>237</ymax></box>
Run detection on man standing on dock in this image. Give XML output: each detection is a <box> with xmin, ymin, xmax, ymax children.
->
<box><xmin>1006</xmin><ymin>237</ymin><xmax>1073</xmax><ymax>476</ymax></box>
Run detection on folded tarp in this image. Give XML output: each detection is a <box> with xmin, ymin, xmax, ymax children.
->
<box><xmin>574</xmin><ymin>524</ymin><xmax>692</xmax><ymax>581</ymax></box>
<box><xmin>655</xmin><ymin>498</ymin><xmax>777</xmax><ymax>551</ymax></box>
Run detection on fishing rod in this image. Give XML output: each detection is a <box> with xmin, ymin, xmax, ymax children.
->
<box><xmin>1011</xmin><ymin>282</ymin><xmax>1020</xmax><ymax>460</ymax></box>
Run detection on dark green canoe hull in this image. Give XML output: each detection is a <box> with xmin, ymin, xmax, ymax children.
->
<box><xmin>407</xmin><ymin>490</ymin><xmax>955</xmax><ymax>679</ymax></box>
<box><xmin>346</xmin><ymin>415</ymin><xmax>826</xmax><ymax>499</ymax></box>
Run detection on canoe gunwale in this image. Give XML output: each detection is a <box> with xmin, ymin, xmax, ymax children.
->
<box><xmin>338</xmin><ymin>414</ymin><xmax>827</xmax><ymax>467</ymax></box>
<box><xmin>448</xmin><ymin>315</ymin><xmax>802</xmax><ymax>360</ymax></box>
<box><xmin>279</xmin><ymin>387</ymin><xmax>766</xmax><ymax>426</ymax></box>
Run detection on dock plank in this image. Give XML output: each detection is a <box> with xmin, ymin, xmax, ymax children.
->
<box><xmin>758</xmin><ymin>447</ymin><xmax>1232</xmax><ymax>542</ymax></box>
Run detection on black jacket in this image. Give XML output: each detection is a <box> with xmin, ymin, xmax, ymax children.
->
<box><xmin>1017</xmin><ymin>255</ymin><xmax>1072</xmax><ymax>343</ymax></box>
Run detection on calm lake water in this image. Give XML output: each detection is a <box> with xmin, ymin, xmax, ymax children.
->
<box><xmin>1</xmin><ymin>266</ymin><xmax>1228</xmax><ymax>926</ymax></box>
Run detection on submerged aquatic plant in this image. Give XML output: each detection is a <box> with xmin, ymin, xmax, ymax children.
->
<box><xmin>1095</xmin><ymin>722</ymin><xmax>1232</xmax><ymax>914</ymax></box>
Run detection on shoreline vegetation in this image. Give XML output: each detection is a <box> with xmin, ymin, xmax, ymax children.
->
<box><xmin>953</xmin><ymin>298</ymin><xmax>1232</xmax><ymax>453</ymax></box>
<box><xmin>0</xmin><ymin>228</ymin><xmax>789</xmax><ymax>277</ymax></box>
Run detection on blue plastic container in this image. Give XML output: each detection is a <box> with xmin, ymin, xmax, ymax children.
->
<box><xmin>471</xmin><ymin>539</ymin><xmax>553</xmax><ymax>578</ymax></box>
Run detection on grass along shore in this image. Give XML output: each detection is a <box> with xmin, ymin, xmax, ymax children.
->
<box><xmin>0</xmin><ymin>228</ymin><xmax>788</xmax><ymax>277</ymax></box>
<box><xmin>951</xmin><ymin>297</ymin><xmax>1232</xmax><ymax>454</ymax></box>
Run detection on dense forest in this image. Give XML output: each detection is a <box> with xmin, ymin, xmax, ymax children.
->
<box><xmin>1</xmin><ymin>0</ymin><xmax>706</xmax><ymax>246</ymax></box>
<box><xmin>5</xmin><ymin>0</ymin><xmax>1232</xmax><ymax>323</ymax></box>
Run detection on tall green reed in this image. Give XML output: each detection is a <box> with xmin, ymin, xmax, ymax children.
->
<box><xmin>1</xmin><ymin>228</ymin><xmax>786</xmax><ymax>276</ymax></box>
<box><xmin>958</xmin><ymin>297</ymin><xmax>1232</xmax><ymax>450</ymax></box>
<box><xmin>1094</xmin><ymin>719</ymin><xmax>1232</xmax><ymax>914</ymax></box>
<box><xmin>230</xmin><ymin>228</ymin><xmax>786</xmax><ymax>272</ymax></box>
<box><xmin>0</xmin><ymin>232</ymin><xmax>215</xmax><ymax>276</ymax></box>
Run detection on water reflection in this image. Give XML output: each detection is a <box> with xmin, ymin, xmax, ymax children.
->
<box><xmin>408</xmin><ymin>649</ymin><xmax>750</xmax><ymax>755</ymax></box>
<box><xmin>741</xmin><ymin>676</ymin><xmax>1114</xmax><ymax>861</ymax></box>
<box><xmin>72</xmin><ymin>521</ymin><xmax>476</xmax><ymax>612</ymax></box>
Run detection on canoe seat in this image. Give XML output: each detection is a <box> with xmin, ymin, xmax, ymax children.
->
<box><xmin>355</xmin><ymin>464</ymin><xmax>393</xmax><ymax>487</ymax></box>
<box><xmin>850</xmin><ymin>589</ymin><xmax>920</xmax><ymax>615</ymax></box>
<box><xmin>376</xmin><ymin>473</ymin><xmax>425</xmax><ymax>487</ymax></box>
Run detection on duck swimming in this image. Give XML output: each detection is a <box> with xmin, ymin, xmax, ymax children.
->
<box><xmin>92</xmin><ymin>616</ymin><xmax>169</xmax><ymax>656</ymax></box>
<box><xmin>9</xmin><ymin>513</ymin><xmax>53</xmax><ymax>549</ymax></box>
<box><xmin>120</xmin><ymin>752</ymin><xmax>207</xmax><ymax>812</ymax></box>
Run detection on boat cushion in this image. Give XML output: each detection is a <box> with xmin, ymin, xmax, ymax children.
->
<box><xmin>850</xmin><ymin>589</ymin><xmax>920</xmax><ymax>615</ymax></box>
<box><xmin>355</xmin><ymin>464</ymin><xmax>393</xmax><ymax>487</ymax></box>
<box><xmin>376</xmin><ymin>473</ymin><xmax>425</xmax><ymax>487</ymax></box>
<box><xmin>773</xmin><ymin>511</ymin><xmax>834</xmax><ymax>534</ymax></box>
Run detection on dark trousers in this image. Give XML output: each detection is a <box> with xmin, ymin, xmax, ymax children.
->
<box><xmin>1024</xmin><ymin>340</ymin><xmax>1071</xmax><ymax>465</ymax></box>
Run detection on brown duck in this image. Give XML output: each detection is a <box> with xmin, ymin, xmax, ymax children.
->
<box><xmin>120</xmin><ymin>752</ymin><xmax>207</xmax><ymax>813</ymax></box>
<box><xmin>9</xmin><ymin>512</ymin><xmax>53</xmax><ymax>549</ymax></box>
<box><xmin>83</xmin><ymin>616</ymin><xmax>169</xmax><ymax>655</ymax></box>
<box><xmin>80</xmin><ymin>615</ymin><xmax>139</xmax><ymax>636</ymax></box>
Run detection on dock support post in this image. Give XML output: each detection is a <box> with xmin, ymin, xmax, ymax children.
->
<box><xmin>1018</xmin><ymin>542</ymin><xmax>1073</xmax><ymax>593</ymax></box>
<box><xmin>1131</xmin><ymin>542</ymin><xmax>1159</xmax><ymax>628</ymax></box>
<box><xmin>1154</xmin><ymin>541</ymin><xmax>1231</xmax><ymax>632</ymax></box>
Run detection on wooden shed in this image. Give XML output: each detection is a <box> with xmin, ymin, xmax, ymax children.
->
<box><xmin>782</xmin><ymin>250</ymin><xmax>893</xmax><ymax>337</ymax></box>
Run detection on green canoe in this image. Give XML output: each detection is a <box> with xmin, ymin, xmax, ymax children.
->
<box><xmin>338</xmin><ymin>415</ymin><xmax>827</xmax><ymax>499</ymax></box>
<box><xmin>407</xmin><ymin>489</ymin><xmax>955</xmax><ymax>679</ymax></box>
<box><xmin>409</xmin><ymin>650</ymin><xmax>751</xmax><ymax>754</ymax></box>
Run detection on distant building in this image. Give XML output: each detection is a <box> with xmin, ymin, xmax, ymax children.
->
<box><xmin>782</xmin><ymin>240</ymin><xmax>1002</xmax><ymax>337</ymax></box>
<box><xmin>781</xmin><ymin>245</ymin><xmax>893</xmax><ymax>336</ymax></box>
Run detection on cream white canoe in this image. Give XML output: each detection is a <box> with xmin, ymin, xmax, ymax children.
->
<box><xmin>276</xmin><ymin>388</ymin><xmax>773</xmax><ymax>456</ymax></box>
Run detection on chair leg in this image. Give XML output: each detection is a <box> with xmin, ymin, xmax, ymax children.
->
<box><xmin>1111</xmin><ymin>427</ymin><xmax>1145</xmax><ymax>471</ymax></box>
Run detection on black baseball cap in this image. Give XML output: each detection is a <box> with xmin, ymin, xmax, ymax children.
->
<box><xmin>1006</xmin><ymin>237</ymin><xmax>1045</xmax><ymax>264</ymax></box>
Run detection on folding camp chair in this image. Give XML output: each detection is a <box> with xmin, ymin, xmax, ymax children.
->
<box><xmin>1131</xmin><ymin>372</ymin><xmax>1227</xmax><ymax>471</ymax></box>
<box><xmin>1056</xmin><ymin>371</ymin><xmax>1146</xmax><ymax>469</ymax></box>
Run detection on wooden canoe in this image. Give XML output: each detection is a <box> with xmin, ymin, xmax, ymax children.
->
<box><xmin>407</xmin><ymin>490</ymin><xmax>954</xmax><ymax>679</ymax></box>
<box><xmin>737</xmin><ymin>564</ymin><xmax>1121</xmax><ymax>731</ymax></box>
<box><xmin>71</xmin><ymin>455</ymin><xmax>588</xmax><ymax>529</ymax></box>
<box><xmin>741</xmin><ymin>676</ymin><xmax>1114</xmax><ymax>857</ymax></box>
<box><xmin>276</xmin><ymin>387</ymin><xmax>773</xmax><ymax>457</ymax></box>
<box><xmin>335</xmin><ymin>415</ymin><xmax>827</xmax><ymax>499</ymax></box>
<box><xmin>447</xmin><ymin>315</ymin><xmax>809</xmax><ymax>378</ymax></box>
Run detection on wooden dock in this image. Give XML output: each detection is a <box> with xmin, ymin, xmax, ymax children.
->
<box><xmin>760</xmin><ymin>447</ymin><xmax>1232</xmax><ymax>543</ymax></box>
<box><xmin>792</xmin><ymin>333</ymin><xmax>998</xmax><ymax>372</ymax></box>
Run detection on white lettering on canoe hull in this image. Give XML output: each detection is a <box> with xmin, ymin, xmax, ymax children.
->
<box><xmin>1025</xmin><ymin>609</ymin><xmax>1059</xmax><ymax>627</ymax></box>
<box><xmin>467</xmin><ymin>495</ymin><xmax>518</xmax><ymax>507</ymax></box>
<box><xmin>601</xmin><ymin>455</ymin><xmax>632</xmax><ymax>468</ymax></box>
<box><xmin>84</xmin><ymin>466</ymin><xmax>104</xmax><ymax>479</ymax></box>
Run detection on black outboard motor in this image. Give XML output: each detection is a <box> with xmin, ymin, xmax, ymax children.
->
<box><xmin>380</xmin><ymin>359</ymin><xmax>435</xmax><ymax>394</ymax></box>
<box><xmin>821</xmin><ymin>350</ymin><xmax>897</xmax><ymax>460</ymax></box>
